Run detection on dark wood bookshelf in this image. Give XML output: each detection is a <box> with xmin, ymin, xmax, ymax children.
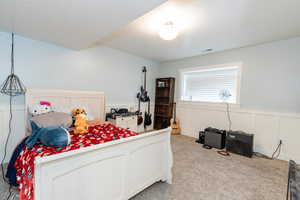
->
<box><xmin>154</xmin><ymin>77</ymin><xmax>175</xmax><ymax>130</ymax></box>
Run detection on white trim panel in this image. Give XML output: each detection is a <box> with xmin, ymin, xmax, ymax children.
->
<box><xmin>177</xmin><ymin>102</ymin><xmax>300</xmax><ymax>163</ymax></box>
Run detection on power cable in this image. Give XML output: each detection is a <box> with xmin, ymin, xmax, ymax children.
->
<box><xmin>271</xmin><ymin>140</ymin><xmax>282</xmax><ymax>160</ymax></box>
<box><xmin>226</xmin><ymin>102</ymin><xmax>232</xmax><ymax>131</ymax></box>
<box><xmin>0</xmin><ymin>95</ymin><xmax>14</xmax><ymax>200</ymax></box>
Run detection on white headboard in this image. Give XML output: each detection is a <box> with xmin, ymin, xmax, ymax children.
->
<box><xmin>25</xmin><ymin>88</ymin><xmax>106</xmax><ymax>120</ymax></box>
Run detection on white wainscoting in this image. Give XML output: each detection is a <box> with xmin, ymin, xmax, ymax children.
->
<box><xmin>0</xmin><ymin>105</ymin><xmax>26</xmax><ymax>163</ymax></box>
<box><xmin>0</xmin><ymin>103</ymin><xmax>154</xmax><ymax>163</ymax></box>
<box><xmin>177</xmin><ymin>101</ymin><xmax>300</xmax><ymax>163</ymax></box>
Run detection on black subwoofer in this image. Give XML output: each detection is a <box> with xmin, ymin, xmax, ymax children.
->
<box><xmin>226</xmin><ymin>131</ymin><xmax>254</xmax><ymax>158</ymax></box>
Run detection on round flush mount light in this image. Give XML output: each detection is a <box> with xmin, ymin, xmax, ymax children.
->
<box><xmin>159</xmin><ymin>21</ymin><xmax>179</xmax><ymax>40</ymax></box>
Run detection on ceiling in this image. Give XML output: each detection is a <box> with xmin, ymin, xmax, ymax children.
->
<box><xmin>1</xmin><ymin>0</ymin><xmax>300</xmax><ymax>62</ymax></box>
<box><xmin>0</xmin><ymin>0</ymin><xmax>166</xmax><ymax>49</ymax></box>
<box><xmin>100</xmin><ymin>0</ymin><xmax>300</xmax><ymax>62</ymax></box>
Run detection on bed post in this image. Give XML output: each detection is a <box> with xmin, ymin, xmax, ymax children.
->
<box><xmin>166</xmin><ymin>131</ymin><xmax>173</xmax><ymax>184</ymax></box>
<box><xmin>162</xmin><ymin>128</ymin><xmax>173</xmax><ymax>184</ymax></box>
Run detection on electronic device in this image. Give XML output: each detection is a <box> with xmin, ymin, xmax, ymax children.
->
<box><xmin>106</xmin><ymin>108</ymin><xmax>136</xmax><ymax>120</ymax></box>
<box><xmin>111</xmin><ymin>108</ymin><xmax>128</xmax><ymax>114</ymax></box>
<box><xmin>204</xmin><ymin>127</ymin><xmax>226</xmax><ymax>149</ymax></box>
<box><xmin>226</xmin><ymin>131</ymin><xmax>254</xmax><ymax>158</ymax></box>
<box><xmin>196</xmin><ymin>131</ymin><xmax>205</xmax><ymax>144</ymax></box>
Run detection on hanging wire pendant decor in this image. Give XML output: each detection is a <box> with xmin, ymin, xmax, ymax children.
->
<box><xmin>0</xmin><ymin>33</ymin><xmax>26</xmax><ymax>96</ymax></box>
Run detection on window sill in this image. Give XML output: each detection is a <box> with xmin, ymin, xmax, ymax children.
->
<box><xmin>178</xmin><ymin>100</ymin><xmax>241</xmax><ymax>109</ymax></box>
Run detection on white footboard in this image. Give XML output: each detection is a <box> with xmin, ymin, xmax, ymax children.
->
<box><xmin>34</xmin><ymin>128</ymin><xmax>173</xmax><ymax>200</ymax></box>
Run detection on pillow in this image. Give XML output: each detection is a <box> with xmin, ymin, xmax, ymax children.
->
<box><xmin>26</xmin><ymin>112</ymin><xmax>72</xmax><ymax>136</ymax></box>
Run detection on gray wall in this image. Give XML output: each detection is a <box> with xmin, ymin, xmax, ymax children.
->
<box><xmin>160</xmin><ymin>37</ymin><xmax>300</xmax><ymax>113</ymax></box>
<box><xmin>0</xmin><ymin>32</ymin><xmax>159</xmax><ymax>105</ymax></box>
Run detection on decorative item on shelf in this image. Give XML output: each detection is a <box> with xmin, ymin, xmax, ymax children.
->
<box><xmin>170</xmin><ymin>102</ymin><xmax>181</xmax><ymax>135</ymax></box>
<box><xmin>157</xmin><ymin>81</ymin><xmax>166</xmax><ymax>88</ymax></box>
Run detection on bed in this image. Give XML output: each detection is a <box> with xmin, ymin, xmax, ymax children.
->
<box><xmin>21</xmin><ymin>88</ymin><xmax>173</xmax><ymax>200</ymax></box>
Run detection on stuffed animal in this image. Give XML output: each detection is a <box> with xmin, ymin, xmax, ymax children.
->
<box><xmin>25</xmin><ymin>121</ymin><xmax>71</xmax><ymax>149</ymax></box>
<box><xmin>71</xmin><ymin>108</ymin><xmax>87</xmax><ymax>118</ymax></box>
<box><xmin>30</xmin><ymin>101</ymin><xmax>53</xmax><ymax>116</ymax></box>
<box><xmin>71</xmin><ymin>108</ymin><xmax>89</xmax><ymax>134</ymax></box>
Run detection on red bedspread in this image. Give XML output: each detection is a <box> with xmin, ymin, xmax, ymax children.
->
<box><xmin>14</xmin><ymin>123</ymin><xmax>137</xmax><ymax>200</ymax></box>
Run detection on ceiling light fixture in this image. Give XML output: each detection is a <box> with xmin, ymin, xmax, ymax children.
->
<box><xmin>202</xmin><ymin>48</ymin><xmax>213</xmax><ymax>53</ymax></box>
<box><xmin>159</xmin><ymin>21</ymin><xmax>179</xmax><ymax>41</ymax></box>
<box><xmin>0</xmin><ymin>33</ymin><xmax>26</xmax><ymax>96</ymax></box>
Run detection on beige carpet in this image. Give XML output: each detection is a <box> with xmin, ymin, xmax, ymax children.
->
<box><xmin>130</xmin><ymin>135</ymin><xmax>288</xmax><ymax>200</ymax></box>
<box><xmin>1</xmin><ymin>135</ymin><xmax>288</xmax><ymax>200</ymax></box>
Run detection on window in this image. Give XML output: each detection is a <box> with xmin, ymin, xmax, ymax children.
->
<box><xmin>180</xmin><ymin>63</ymin><xmax>241</xmax><ymax>104</ymax></box>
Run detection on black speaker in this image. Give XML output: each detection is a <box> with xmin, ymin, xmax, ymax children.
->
<box><xmin>226</xmin><ymin>131</ymin><xmax>254</xmax><ymax>158</ymax></box>
<box><xmin>204</xmin><ymin>127</ymin><xmax>226</xmax><ymax>149</ymax></box>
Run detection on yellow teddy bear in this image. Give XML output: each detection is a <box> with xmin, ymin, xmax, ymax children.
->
<box><xmin>71</xmin><ymin>108</ymin><xmax>89</xmax><ymax>134</ymax></box>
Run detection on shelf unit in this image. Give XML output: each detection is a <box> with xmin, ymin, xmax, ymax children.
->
<box><xmin>154</xmin><ymin>77</ymin><xmax>175</xmax><ymax>130</ymax></box>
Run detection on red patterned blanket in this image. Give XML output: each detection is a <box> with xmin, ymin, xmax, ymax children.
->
<box><xmin>14</xmin><ymin>123</ymin><xmax>137</xmax><ymax>200</ymax></box>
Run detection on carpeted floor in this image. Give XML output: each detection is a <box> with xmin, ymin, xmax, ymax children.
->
<box><xmin>0</xmin><ymin>135</ymin><xmax>288</xmax><ymax>200</ymax></box>
<box><xmin>0</xmin><ymin>169</ymin><xmax>18</xmax><ymax>200</ymax></box>
<box><xmin>130</xmin><ymin>135</ymin><xmax>288</xmax><ymax>200</ymax></box>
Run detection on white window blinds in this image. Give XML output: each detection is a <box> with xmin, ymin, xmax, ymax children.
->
<box><xmin>181</xmin><ymin>66</ymin><xmax>240</xmax><ymax>103</ymax></box>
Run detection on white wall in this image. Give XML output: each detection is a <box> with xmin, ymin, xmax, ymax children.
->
<box><xmin>0</xmin><ymin>32</ymin><xmax>159</xmax><ymax>162</ymax></box>
<box><xmin>160</xmin><ymin>37</ymin><xmax>300</xmax><ymax>162</ymax></box>
<box><xmin>160</xmin><ymin>37</ymin><xmax>300</xmax><ymax>113</ymax></box>
<box><xmin>0</xmin><ymin>32</ymin><xmax>159</xmax><ymax>105</ymax></box>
